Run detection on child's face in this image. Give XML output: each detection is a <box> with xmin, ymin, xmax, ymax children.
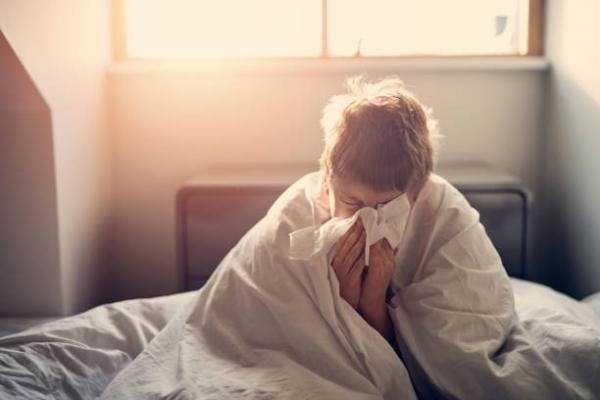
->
<box><xmin>324</xmin><ymin>174</ymin><xmax>405</xmax><ymax>218</ymax></box>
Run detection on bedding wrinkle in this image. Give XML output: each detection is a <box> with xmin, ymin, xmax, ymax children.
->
<box><xmin>5</xmin><ymin>171</ymin><xmax>597</xmax><ymax>399</ymax></box>
<box><xmin>99</xmin><ymin>172</ymin><xmax>416</xmax><ymax>400</ymax></box>
<box><xmin>0</xmin><ymin>292</ymin><xmax>195</xmax><ymax>399</ymax></box>
<box><xmin>383</xmin><ymin>173</ymin><xmax>600</xmax><ymax>399</ymax></box>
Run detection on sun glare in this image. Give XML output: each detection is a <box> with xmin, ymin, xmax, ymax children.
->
<box><xmin>124</xmin><ymin>0</ymin><xmax>529</xmax><ymax>59</ymax></box>
<box><xmin>125</xmin><ymin>0</ymin><xmax>322</xmax><ymax>59</ymax></box>
<box><xmin>328</xmin><ymin>0</ymin><xmax>527</xmax><ymax>56</ymax></box>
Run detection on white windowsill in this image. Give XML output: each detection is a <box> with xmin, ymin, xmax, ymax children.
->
<box><xmin>108</xmin><ymin>57</ymin><xmax>550</xmax><ymax>75</ymax></box>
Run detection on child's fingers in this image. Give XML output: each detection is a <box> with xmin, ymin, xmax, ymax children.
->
<box><xmin>369</xmin><ymin>240</ymin><xmax>396</xmax><ymax>266</ymax></box>
<box><xmin>380</xmin><ymin>239</ymin><xmax>392</xmax><ymax>252</ymax></box>
<box><xmin>343</xmin><ymin>230</ymin><xmax>365</xmax><ymax>269</ymax></box>
<box><xmin>369</xmin><ymin>240</ymin><xmax>388</xmax><ymax>256</ymax></box>
<box><xmin>379</xmin><ymin>240</ymin><xmax>396</xmax><ymax>259</ymax></box>
<box><xmin>369</xmin><ymin>240</ymin><xmax>381</xmax><ymax>252</ymax></box>
<box><xmin>333</xmin><ymin>221</ymin><xmax>364</xmax><ymax>273</ymax></box>
<box><xmin>336</xmin><ymin>222</ymin><xmax>361</xmax><ymax>258</ymax></box>
<box><xmin>348</xmin><ymin>254</ymin><xmax>366</xmax><ymax>282</ymax></box>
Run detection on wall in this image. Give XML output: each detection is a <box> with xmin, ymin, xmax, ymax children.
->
<box><xmin>542</xmin><ymin>0</ymin><xmax>600</xmax><ymax>298</ymax></box>
<box><xmin>0</xmin><ymin>2</ymin><xmax>559</xmax><ymax>305</ymax></box>
<box><xmin>0</xmin><ymin>1</ymin><xmax>112</xmax><ymax>315</ymax></box>
<box><xmin>109</xmin><ymin>61</ymin><xmax>548</xmax><ymax>301</ymax></box>
<box><xmin>0</xmin><ymin>32</ymin><xmax>61</xmax><ymax>315</ymax></box>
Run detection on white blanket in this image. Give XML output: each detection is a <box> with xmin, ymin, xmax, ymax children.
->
<box><xmin>385</xmin><ymin>174</ymin><xmax>600</xmax><ymax>399</ymax></box>
<box><xmin>97</xmin><ymin>171</ymin><xmax>600</xmax><ymax>399</ymax></box>
<box><xmin>101</xmin><ymin>171</ymin><xmax>417</xmax><ymax>400</ymax></box>
<box><xmin>1</xmin><ymin>281</ymin><xmax>598</xmax><ymax>399</ymax></box>
<box><xmin>0</xmin><ymin>292</ymin><xmax>195</xmax><ymax>399</ymax></box>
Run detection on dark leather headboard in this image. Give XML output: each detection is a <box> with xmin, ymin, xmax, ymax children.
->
<box><xmin>176</xmin><ymin>165</ymin><xmax>530</xmax><ymax>291</ymax></box>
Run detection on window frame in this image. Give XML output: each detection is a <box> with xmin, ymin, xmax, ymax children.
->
<box><xmin>111</xmin><ymin>0</ymin><xmax>544</xmax><ymax>61</ymax></box>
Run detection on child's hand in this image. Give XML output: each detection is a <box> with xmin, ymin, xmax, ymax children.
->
<box><xmin>331</xmin><ymin>219</ymin><xmax>366</xmax><ymax>309</ymax></box>
<box><xmin>358</xmin><ymin>240</ymin><xmax>396</xmax><ymax>314</ymax></box>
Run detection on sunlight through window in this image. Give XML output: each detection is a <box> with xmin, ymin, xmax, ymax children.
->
<box><xmin>126</xmin><ymin>0</ymin><xmax>322</xmax><ymax>58</ymax></box>
<box><xmin>123</xmin><ymin>0</ymin><xmax>530</xmax><ymax>59</ymax></box>
<box><xmin>328</xmin><ymin>0</ymin><xmax>527</xmax><ymax>56</ymax></box>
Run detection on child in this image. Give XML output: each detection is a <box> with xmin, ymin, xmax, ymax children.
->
<box><xmin>315</xmin><ymin>76</ymin><xmax>517</xmax><ymax>398</ymax></box>
<box><xmin>317</xmin><ymin>75</ymin><xmax>440</xmax><ymax>345</ymax></box>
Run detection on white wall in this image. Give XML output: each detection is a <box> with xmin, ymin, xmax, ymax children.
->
<box><xmin>109</xmin><ymin>62</ymin><xmax>547</xmax><ymax>301</ymax></box>
<box><xmin>0</xmin><ymin>1</ymin><xmax>112</xmax><ymax>315</ymax></box>
<box><xmin>542</xmin><ymin>0</ymin><xmax>600</xmax><ymax>298</ymax></box>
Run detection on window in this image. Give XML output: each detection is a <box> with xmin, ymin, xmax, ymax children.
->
<box><xmin>113</xmin><ymin>0</ymin><xmax>543</xmax><ymax>60</ymax></box>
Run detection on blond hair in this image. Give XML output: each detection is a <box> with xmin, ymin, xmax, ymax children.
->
<box><xmin>319</xmin><ymin>75</ymin><xmax>441</xmax><ymax>193</ymax></box>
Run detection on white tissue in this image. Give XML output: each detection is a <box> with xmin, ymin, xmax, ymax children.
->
<box><xmin>289</xmin><ymin>194</ymin><xmax>412</xmax><ymax>266</ymax></box>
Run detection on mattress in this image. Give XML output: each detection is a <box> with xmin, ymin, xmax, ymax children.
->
<box><xmin>0</xmin><ymin>281</ymin><xmax>598</xmax><ymax>399</ymax></box>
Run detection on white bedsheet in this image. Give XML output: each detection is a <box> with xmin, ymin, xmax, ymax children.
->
<box><xmin>0</xmin><ymin>292</ymin><xmax>195</xmax><ymax>399</ymax></box>
<box><xmin>0</xmin><ymin>281</ymin><xmax>599</xmax><ymax>399</ymax></box>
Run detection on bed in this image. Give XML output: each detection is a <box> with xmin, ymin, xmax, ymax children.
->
<box><xmin>1</xmin><ymin>164</ymin><xmax>600</xmax><ymax>399</ymax></box>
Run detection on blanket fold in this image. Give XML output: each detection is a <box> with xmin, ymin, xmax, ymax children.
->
<box><xmin>99</xmin><ymin>171</ymin><xmax>600</xmax><ymax>400</ymax></box>
<box><xmin>101</xmin><ymin>172</ymin><xmax>417</xmax><ymax>400</ymax></box>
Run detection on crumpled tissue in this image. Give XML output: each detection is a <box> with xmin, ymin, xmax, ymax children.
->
<box><xmin>289</xmin><ymin>193</ymin><xmax>412</xmax><ymax>266</ymax></box>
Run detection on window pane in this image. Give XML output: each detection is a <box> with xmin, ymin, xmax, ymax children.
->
<box><xmin>126</xmin><ymin>0</ymin><xmax>322</xmax><ymax>58</ymax></box>
<box><xmin>328</xmin><ymin>0</ymin><xmax>528</xmax><ymax>56</ymax></box>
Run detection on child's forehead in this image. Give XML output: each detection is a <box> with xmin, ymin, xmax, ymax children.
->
<box><xmin>330</xmin><ymin>173</ymin><xmax>402</xmax><ymax>202</ymax></box>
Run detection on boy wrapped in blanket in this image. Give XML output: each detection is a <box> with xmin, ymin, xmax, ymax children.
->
<box><xmin>101</xmin><ymin>77</ymin><xmax>600</xmax><ymax>399</ymax></box>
